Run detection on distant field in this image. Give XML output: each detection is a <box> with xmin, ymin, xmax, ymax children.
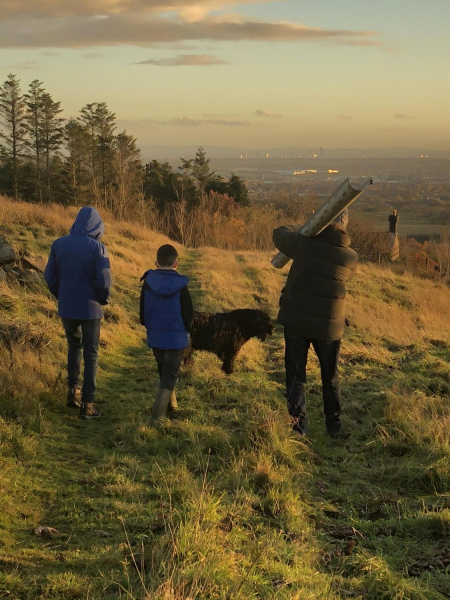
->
<box><xmin>360</xmin><ymin>211</ymin><xmax>450</xmax><ymax>237</ymax></box>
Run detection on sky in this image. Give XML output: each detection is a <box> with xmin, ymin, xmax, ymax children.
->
<box><xmin>1</xmin><ymin>0</ymin><xmax>449</xmax><ymax>150</ymax></box>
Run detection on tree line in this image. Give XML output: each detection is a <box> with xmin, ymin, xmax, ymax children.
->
<box><xmin>0</xmin><ymin>73</ymin><xmax>249</xmax><ymax>218</ymax></box>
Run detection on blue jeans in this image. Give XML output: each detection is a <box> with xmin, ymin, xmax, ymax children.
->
<box><xmin>284</xmin><ymin>329</ymin><xmax>341</xmax><ymax>433</ymax></box>
<box><xmin>62</xmin><ymin>318</ymin><xmax>101</xmax><ymax>403</ymax></box>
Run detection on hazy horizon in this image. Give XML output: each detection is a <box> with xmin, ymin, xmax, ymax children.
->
<box><xmin>1</xmin><ymin>0</ymin><xmax>449</xmax><ymax>151</ymax></box>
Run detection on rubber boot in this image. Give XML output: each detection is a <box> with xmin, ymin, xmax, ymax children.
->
<box><xmin>150</xmin><ymin>388</ymin><xmax>172</xmax><ymax>426</ymax></box>
<box><xmin>168</xmin><ymin>390</ymin><xmax>178</xmax><ymax>412</ymax></box>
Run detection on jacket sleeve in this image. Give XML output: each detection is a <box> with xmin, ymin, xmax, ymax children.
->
<box><xmin>140</xmin><ymin>281</ymin><xmax>149</xmax><ymax>326</ymax></box>
<box><xmin>95</xmin><ymin>243</ymin><xmax>112</xmax><ymax>305</ymax></box>
<box><xmin>180</xmin><ymin>285</ymin><xmax>194</xmax><ymax>332</ymax></box>
<box><xmin>43</xmin><ymin>242</ymin><xmax>59</xmax><ymax>299</ymax></box>
<box><xmin>272</xmin><ymin>224</ymin><xmax>303</xmax><ymax>259</ymax></box>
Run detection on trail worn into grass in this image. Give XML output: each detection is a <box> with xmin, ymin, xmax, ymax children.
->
<box><xmin>1</xmin><ymin>210</ymin><xmax>450</xmax><ymax>598</ymax></box>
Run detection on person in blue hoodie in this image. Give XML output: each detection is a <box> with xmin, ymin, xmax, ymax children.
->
<box><xmin>44</xmin><ymin>207</ymin><xmax>112</xmax><ymax>420</ymax></box>
<box><xmin>140</xmin><ymin>244</ymin><xmax>193</xmax><ymax>425</ymax></box>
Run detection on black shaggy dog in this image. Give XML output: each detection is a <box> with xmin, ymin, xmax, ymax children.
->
<box><xmin>185</xmin><ymin>308</ymin><xmax>274</xmax><ymax>374</ymax></box>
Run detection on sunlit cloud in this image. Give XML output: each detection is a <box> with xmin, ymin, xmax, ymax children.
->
<box><xmin>132</xmin><ymin>54</ymin><xmax>227</xmax><ymax>66</ymax></box>
<box><xmin>83</xmin><ymin>52</ymin><xmax>105</xmax><ymax>58</ymax></box>
<box><xmin>255</xmin><ymin>109</ymin><xmax>283</xmax><ymax>118</ymax></box>
<box><xmin>394</xmin><ymin>113</ymin><xmax>415</xmax><ymax>119</ymax></box>
<box><xmin>0</xmin><ymin>0</ymin><xmax>278</xmax><ymax>20</ymax></box>
<box><xmin>335</xmin><ymin>114</ymin><xmax>353</xmax><ymax>120</ymax></box>
<box><xmin>0</xmin><ymin>14</ymin><xmax>381</xmax><ymax>49</ymax></box>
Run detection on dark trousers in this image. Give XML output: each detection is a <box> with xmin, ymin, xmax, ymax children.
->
<box><xmin>152</xmin><ymin>348</ymin><xmax>184</xmax><ymax>391</ymax></box>
<box><xmin>61</xmin><ymin>318</ymin><xmax>101</xmax><ymax>403</ymax></box>
<box><xmin>284</xmin><ymin>329</ymin><xmax>341</xmax><ymax>432</ymax></box>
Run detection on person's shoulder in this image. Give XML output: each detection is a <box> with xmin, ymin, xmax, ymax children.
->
<box><xmin>175</xmin><ymin>271</ymin><xmax>190</xmax><ymax>284</ymax></box>
<box><xmin>89</xmin><ymin>238</ymin><xmax>108</xmax><ymax>255</ymax></box>
<box><xmin>140</xmin><ymin>269</ymin><xmax>151</xmax><ymax>282</ymax></box>
<box><xmin>52</xmin><ymin>234</ymin><xmax>70</xmax><ymax>249</ymax></box>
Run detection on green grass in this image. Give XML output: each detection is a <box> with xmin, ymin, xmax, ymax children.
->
<box><xmin>0</xmin><ymin>198</ymin><xmax>449</xmax><ymax>599</ymax></box>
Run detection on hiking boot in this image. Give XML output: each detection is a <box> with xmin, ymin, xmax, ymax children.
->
<box><xmin>150</xmin><ymin>388</ymin><xmax>172</xmax><ymax>426</ymax></box>
<box><xmin>167</xmin><ymin>390</ymin><xmax>178</xmax><ymax>414</ymax></box>
<box><xmin>326</xmin><ymin>420</ymin><xmax>342</xmax><ymax>438</ymax></box>
<box><xmin>293</xmin><ymin>416</ymin><xmax>309</xmax><ymax>437</ymax></box>
<box><xmin>67</xmin><ymin>387</ymin><xmax>81</xmax><ymax>408</ymax></box>
<box><xmin>79</xmin><ymin>402</ymin><xmax>101</xmax><ymax>420</ymax></box>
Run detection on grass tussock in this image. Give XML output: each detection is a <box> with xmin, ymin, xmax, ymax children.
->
<box><xmin>0</xmin><ymin>195</ymin><xmax>449</xmax><ymax>600</ymax></box>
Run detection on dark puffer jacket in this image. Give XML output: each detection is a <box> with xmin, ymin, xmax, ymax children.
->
<box><xmin>273</xmin><ymin>224</ymin><xmax>357</xmax><ymax>341</ymax></box>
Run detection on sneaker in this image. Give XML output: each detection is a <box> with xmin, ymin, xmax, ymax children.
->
<box><xmin>79</xmin><ymin>402</ymin><xmax>101</xmax><ymax>420</ymax></box>
<box><xmin>67</xmin><ymin>387</ymin><xmax>81</xmax><ymax>408</ymax></box>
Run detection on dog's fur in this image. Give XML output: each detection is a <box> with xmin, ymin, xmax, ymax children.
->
<box><xmin>185</xmin><ymin>308</ymin><xmax>274</xmax><ymax>374</ymax></box>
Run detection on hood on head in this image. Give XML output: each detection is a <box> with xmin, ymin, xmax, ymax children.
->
<box><xmin>70</xmin><ymin>207</ymin><xmax>105</xmax><ymax>240</ymax></box>
<box><xmin>146</xmin><ymin>269</ymin><xmax>189</xmax><ymax>297</ymax></box>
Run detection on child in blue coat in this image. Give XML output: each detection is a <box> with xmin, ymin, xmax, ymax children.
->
<box><xmin>140</xmin><ymin>244</ymin><xmax>193</xmax><ymax>425</ymax></box>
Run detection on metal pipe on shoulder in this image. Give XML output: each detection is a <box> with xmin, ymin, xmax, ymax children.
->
<box><xmin>271</xmin><ymin>177</ymin><xmax>373</xmax><ymax>269</ymax></box>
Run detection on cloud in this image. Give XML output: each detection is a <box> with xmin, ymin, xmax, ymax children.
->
<box><xmin>118</xmin><ymin>116</ymin><xmax>252</xmax><ymax>127</ymax></box>
<box><xmin>332</xmin><ymin>39</ymin><xmax>383</xmax><ymax>47</ymax></box>
<box><xmin>335</xmin><ymin>114</ymin><xmax>353</xmax><ymax>120</ymax></box>
<box><xmin>0</xmin><ymin>14</ymin><xmax>381</xmax><ymax>49</ymax></box>
<box><xmin>42</xmin><ymin>51</ymin><xmax>59</xmax><ymax>56</ymax></box>
<box><xmin>255</xmin><ymin>109</ymin><xmax>283</xmax><ymax>118</ymax></box>
<box><xmin>83</xmin><ymin>52</ymin><xmax>105</xmax><ymax>58</ymax></box>
<box><xmin>170</xmin><ymin>116</ymin><xmax>252</xmax><ymax>126</ymax></box>
<box><xmin>0</xmin><ymin>0</ymin><xmax>277</xmax><ymax>20</ymax></box>
<box><xmin>132</xmin><ymin>54</ymin><xmax>227</xmax><ymax>66</ymax></box>
<box><xmin>7</xmin><ymin>61</ymin><xmax>38</xmax><ymax>69</ymax></box>
<box><xmin>394</xmin><ymin>113</ymin><xmax>415</xmax><ymax>119</ymax></box>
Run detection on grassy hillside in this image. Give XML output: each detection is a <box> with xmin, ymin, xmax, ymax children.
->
<box><xmin>0</xmin><ymin>196</ymin><xmax>449</xmax><ymax>600</ymax></box>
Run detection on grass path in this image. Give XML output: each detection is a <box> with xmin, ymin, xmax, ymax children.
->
<box><xmin>1</xmin><ymin>246</ymin><xmax>450</xmax><ymax>599</ymax></box>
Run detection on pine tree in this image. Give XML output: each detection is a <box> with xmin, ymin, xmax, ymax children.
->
<box><xmin>95</xmin><ymin>103</ymin><xmax>116</xmax><ymax>205</ymax></box>
<box><xmin>0</xmin><ymin>74</ymin><xmax>28</xmax><ymax>200</ymax></box>
<box><xmin>40</xmin><ymin>92</ymin><xmax>64</xmax><ymax>201</ymax></box>
<box><xmin>79</xmin><ymin>103</ymin><xmax>99</xmax><ymax>193</ymax></box>
<box><xmin>64</xmin><ymin>119</ymin><xmax>91</xmax><ymax>204</ymax></box>
<box><xmin>112</xmin><ymin>131</ymin><xmax>142</xmax><ymax>218</ymax></box>
<box><xmin>179</xmin><ymin>146</ymin><xmax>213</xmax><ymax>191</ymax></box>
<box><xmin>25</xmin><ymin>79</ymin><xmax>45</xmax><ymax>202</ymax></box>
<box><xmin>78</xmin><ymin>102</ymin><xmax>116</xmax><ymax>204</ymax></box>
<box><xmin>228</xmin><ymin>174</ymin><xmax>249</xmax><ymax>206</ymax></box>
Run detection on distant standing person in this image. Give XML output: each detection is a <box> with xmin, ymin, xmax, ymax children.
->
<box><xmin>273</xmin><ymin>210</ymin><xmax>357</xmax><ymax>437</ymax></box>
<box><xmin>44</xmin><ymin>207</ymin><xmax>112</xmax><ymax>420</ymax></box>
<box><xmin>140</xmin><ymin>244</ymin><xmax>193</xmax><ymax>426</ymax></box>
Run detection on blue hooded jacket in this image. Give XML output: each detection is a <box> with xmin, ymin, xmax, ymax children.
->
<box><xmin>142</xmin><ymin>269</ymin><xmax>190</xmax><ymax>350</ymax></box>
<box><xmin>44</xmin><ymin>207</ymin><xmax>112</xmax><ymax>320</ymax></box>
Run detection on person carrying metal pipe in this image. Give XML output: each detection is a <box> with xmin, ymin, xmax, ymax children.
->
<box><xmin>273</xmin><ymin>208</ymin><xmax>358</xmax><ymax>438</ymax></box>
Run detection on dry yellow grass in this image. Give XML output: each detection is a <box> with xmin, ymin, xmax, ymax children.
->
<box><xmin>1</xmin><ymin>195</ymin><xmax>449</xmax><ymax>600</ymax></box>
